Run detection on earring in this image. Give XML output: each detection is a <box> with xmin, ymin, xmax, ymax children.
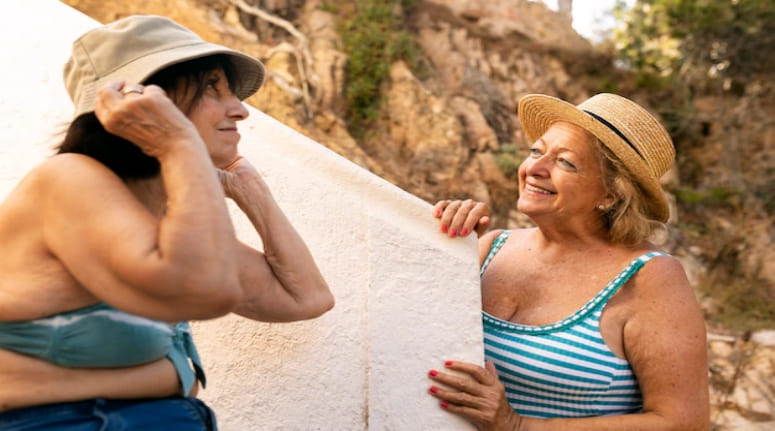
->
<box><xmin>597</xmin><ymin>204</ymin><xmax>606</xmax><ymax>211</ymax></box>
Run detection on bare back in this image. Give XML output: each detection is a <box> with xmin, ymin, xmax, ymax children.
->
<box><xmin>0</xmin><ymin>155</ymin><xmax>186</xmax><ymax>411</ymax></box>
<box><xmin>0</xmin><ymin>160</ymin><xmax>99</xmax><ymax>320</ymax></box>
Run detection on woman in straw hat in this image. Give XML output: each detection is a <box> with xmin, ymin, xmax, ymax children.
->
<box><xmin>426</xmin><ymin>93</ymin><xmax>709</xmax><ymax>429</ymax></box>
<box><xmin>0</xmin><ymin>14</ymin><xmax>333</xmax><ymax>429</ymax></box>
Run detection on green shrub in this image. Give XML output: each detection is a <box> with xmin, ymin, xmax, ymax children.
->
<box><xmin>494</xmin><ymin>145</ymin><xmax>521</xmax><ymax>177</ymax></box>
<box><xmin>326</xmin><ymin>0</ymin><xmax>421</xmax><ymax>135</ymax></box>
<box><xmin>673</xmin><ymin>186</ymin><xmax>742</xmax><ymax>208</ymax></box>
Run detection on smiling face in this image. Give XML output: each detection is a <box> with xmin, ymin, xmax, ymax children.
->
<box><xmin>517</xmin><ymin>121</ymin><xmax>611</xmax><ymax>225</ymax></box>
<box><xmin>183</xmin><ymin>67</ymin><xmax>249</xmax><ymax>168</ymax></box>
<box><xmin>144</xmin><ymin>56</ymin><xmax>250</xmax><ymax>169</ymax></box>
<box><xmin>187</xmin><ymin>68</ymin><xmax>250</xmax><ymax>168</ymax></box>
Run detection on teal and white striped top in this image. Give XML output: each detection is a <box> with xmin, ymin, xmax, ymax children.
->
<box><xmin>481</xmin><ymin>230</ymin><xmax>666</xmax><ymax>418</ymax></box>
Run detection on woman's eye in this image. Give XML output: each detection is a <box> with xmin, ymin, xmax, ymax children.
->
<box><xmin>529</xmin><ymin>148</ymin><xmax>542</xmax><ymax>156</ymax></box>
<box><xmin>558</xmin><ymin>158</ymin><xmax>576</xmax><ymax>169</ymax></box>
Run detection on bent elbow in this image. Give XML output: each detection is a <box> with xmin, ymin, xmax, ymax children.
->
<box><xmin>317</xmin><ymin>289</ymin><xmax>336</xmax><ymax>316</ymax></box>
<box><xmin>684</xmin><ymin>410</ymin><xmax>711</xmax><ymax>431</ymax></box>
<box><xmin>301</xmin><ymin>283</ymin><xmax>335</xmax><ymax>320</ymax></box>
<box><xmin>174</xmin><ymin>270</ymin><xmax>243</xmax><ymax>320</ymax></box>
<box><xmin>672</xmin><ymin>418</ymin><xmax>710</xmax><ymax>431</ymax></box>
<box><xmin>201</xmin><ymin>280</ymin><xmax>244</xmax><ymax>318</ymax></box>
<box><xmin>650</xmin><ymin>404</ymin><xmax>710</xmax><ymax>431</ymax></box>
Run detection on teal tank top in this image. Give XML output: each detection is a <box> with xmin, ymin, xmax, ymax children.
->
<box><xmin>0</xmin><ymin>302</ymin><xmax>205</xmax><ymax>395</ymax></box>
<box><xmin>481</xmin><ymin>230</ymin><xmax>666</xmax><ymax>418</ymax></box>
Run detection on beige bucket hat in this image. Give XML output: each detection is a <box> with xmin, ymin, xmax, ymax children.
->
<box><xmin>518</xmin><ymin>93</ymin><xmax>675</xmax><ymax>222</ymax></box>
<box><xmin>64</xmin><ymin>14</ymin><xmax>265</xmax><ymax>119</ymax></box>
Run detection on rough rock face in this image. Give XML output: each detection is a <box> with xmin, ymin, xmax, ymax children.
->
<box><xmin>426</xmin><ymin>0</ymin><xmax>591</xmax><ymax>52</ymax></box>
<box><xmin>709</xmin><ymin>332</ymin><xmax>775</xmax><ymax>430</ymax></box>
<box><xmin>59</xmin><ymin>0</ymin><xmax>775</xmax><ymax>428</ymax></box>
<box><xmin>350</xmin><ymin>0</ymin><xmax>600</xmax><ymax>224</ymax></box>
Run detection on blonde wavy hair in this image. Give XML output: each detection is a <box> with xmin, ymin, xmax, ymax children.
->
<box><xmin>594</xmin><ymin>139</ymin><xmax>665</xmax><ymax>246</ymax></box>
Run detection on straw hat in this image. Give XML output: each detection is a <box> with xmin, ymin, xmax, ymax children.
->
<box><xmin>64</xmin><ymin>14</ymin><xmax>265</xmax><ymax>119</ymax></box>
<box><xmin>517</xmin><ymin>93</ymin><xmax>675</xmax><ymax>222</ymax></box>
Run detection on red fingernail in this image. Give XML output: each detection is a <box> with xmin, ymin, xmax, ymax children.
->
<box><xmin>429</xmin><ymin>369</ymin><xmax>438</xmax><ymax>377</ymax></box>
<box><xmin>434</xmin><ymin>210</ymin><xmax>441</xmax><ymax>218</ymax></box>
<box><xmin>460</xmin><ymin>228</ymin><xmax>468</xmax><ymax>236</ymax></box>
<box><xmin>449</xmin><ymin>229</ymin><xmax>456</xmax><ymax>237</ymax></box>
<box><xmin>441</xmin><ymin>402</ymin><xmax>449</xmax><ymax>409</ymax></box>
<box><xmin>445</xmin><ymin>360</ymin><xmax>453</xmax><ymax>366</ymax></box>
<box><xmin>441</xmin><ymin>225</ymin><xmax>448</xmax><ymax>233</ymax></box>
<box><xmin>429</xmin><ymin>386</ymin><xmax>438</xmax><ymax>393</ymax></box>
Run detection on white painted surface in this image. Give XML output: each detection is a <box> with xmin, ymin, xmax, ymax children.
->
<box><xmin>0</xmin><ymin>2</ymin><xmax>482</xmax><ymax>430</ymax></box>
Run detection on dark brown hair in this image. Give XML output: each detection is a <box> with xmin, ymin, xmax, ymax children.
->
<box><xmin>56</xmin><ymin>54</ymin><xmax>238</xmax><ymax>180</ymax></box>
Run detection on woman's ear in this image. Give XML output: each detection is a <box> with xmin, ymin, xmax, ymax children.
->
<box><xmin>596</xmin><ymin>195</ymin><xmax>616</xmax><ymax>212</ymax></box>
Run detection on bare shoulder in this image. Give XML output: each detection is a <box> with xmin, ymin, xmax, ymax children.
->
<box><xmin>30</xmin><ymin>154</ymin><xmax>138</xmax><ymax>214</ymax></box>
<box><xmin>35</xmin><ymin>153</ymin><xmax>124</xmax><ymax>188</ymax></box>
<box><xmin>0</xmin><ymin>154</ymin><xmax>122</xmax><ymax>232</ymax></box>
<box><xmin>479</xmin><ymin>229</ymin><xmax>505</xmax><ymax>247</ymax></box>
<box><xmin>622</xmin><ymin>249</ymin><xmax>706</xmax><ymax>350</ymax></box>
<box><xmin>477</xmin><ymin>228</ymin><xmax>535</xmax><ymax>265</ymax></box>
<box><xmin>477</xmin><ymin>229</ymin><xmax>505</xmax><ymax>264</ymax></box>
<box><xmin>2</xmin><ymin>154</ymin><xmax>106</xmax><ymax>199</ymax></box>
<box><xmin>630</xmin><ymin>251</ymin><xmax>695</xmax><ymax>298</ymax></box>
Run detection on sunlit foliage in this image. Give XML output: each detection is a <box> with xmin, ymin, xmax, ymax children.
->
<box><xmin>613</xmin><ymin>0</ymin><xmax>775</xmax><ymax>94</ymax></box>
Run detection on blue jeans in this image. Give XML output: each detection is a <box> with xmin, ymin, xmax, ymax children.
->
<box><xmin>0</xmin><ymin>397</ymin><xmax>217</xmax><ymax>430</ymax></box>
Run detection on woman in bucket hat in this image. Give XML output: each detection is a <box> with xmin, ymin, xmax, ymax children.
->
<box><xmin>0</xmin><ymin>14</ymin><xmax>333</xmax><ymax>429</ymax></box>
<box><xmin>427</xmin><ymin>94</ymin><xmax>709</xmax><ymax>429</ymax></box>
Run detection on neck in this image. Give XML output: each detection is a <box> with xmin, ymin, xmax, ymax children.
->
<box><xmin>529</xmin><ymin>214</ymin><xmax>610</xmax><ymax>251</ymax></box>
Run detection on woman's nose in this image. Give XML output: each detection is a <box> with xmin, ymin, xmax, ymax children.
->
<box><xmin>227</xmin><ymin>96</ymin><xmax>249</xmax><ymax>121</ymax></box>
<box><xmin>523</xmin><ymin>154</ymin><xmax>550</xmax><ymax>177</ymax></box>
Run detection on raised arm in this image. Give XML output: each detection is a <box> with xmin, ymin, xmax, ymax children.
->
<box><xmin>43</xmin><ymin>82</ymin><xmax>242</xmax><ymax>321</ymax></box>
<box><xmin>218</xmin><ymin>156</ymin><xmax>334</xmax><ymax>322</ymax></box>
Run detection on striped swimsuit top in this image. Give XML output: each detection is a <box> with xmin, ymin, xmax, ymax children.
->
<box><xmin>481</xmin><ymin>230</ymin><xmax>666</xmax><ymax>418</ymax></box>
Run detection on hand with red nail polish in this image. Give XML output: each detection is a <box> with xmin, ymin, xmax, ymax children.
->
<box><xmin>426</xmin><ymin>360</ymin><xmax>520</xmax><ymax>431</ymax></box>
<box><xmin>431</xmin><ymin>199</ymin><xmax>491</xmax><ymax>239</ymax></box>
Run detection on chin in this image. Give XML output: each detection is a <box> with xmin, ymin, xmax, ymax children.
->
<box><xmin>516</xmin><ymin>200</ymin><xmax>539</xmax><ymax>217</ymax></box>
<box><xmin>212</xmin><ymin>153</ymin><xmax>239</xmax><ymax>169</ymax></box>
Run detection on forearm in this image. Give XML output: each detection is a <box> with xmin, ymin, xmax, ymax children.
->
<box><xmin>155</xmin><ymin>143</ymin><xmax>239</xmax><ymax>286</ymax></box>
<box><xmin>518</xmin><ymin>411</ymin><xmax>705</xmax><ymax>431</ymax></box>
<box><xmin>0</xmin><ymin>349</ymin><xmax>180</xmax><ymax>412</ymax></box>
<box><xmin>230</xmin><ymin>174</ymin><xmax>333</xmax><ymax>320</ymax></box>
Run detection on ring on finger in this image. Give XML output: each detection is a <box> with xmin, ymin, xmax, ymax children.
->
<box><xmin>121</xmin><ymin>84</ymin><xmax>144</xmax><ymax>95</ymax></box>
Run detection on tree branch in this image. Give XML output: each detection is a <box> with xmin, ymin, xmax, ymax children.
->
<box><xmin>229</xmin><ymin>0</ymin><xmax>317</xmax><ymax>119</ymax></box>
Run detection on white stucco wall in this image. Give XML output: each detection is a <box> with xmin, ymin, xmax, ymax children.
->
<box><xmin>0</xmin><ymin>2</ymin><xmax>483</xmax><ymax>430</ymax></box>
